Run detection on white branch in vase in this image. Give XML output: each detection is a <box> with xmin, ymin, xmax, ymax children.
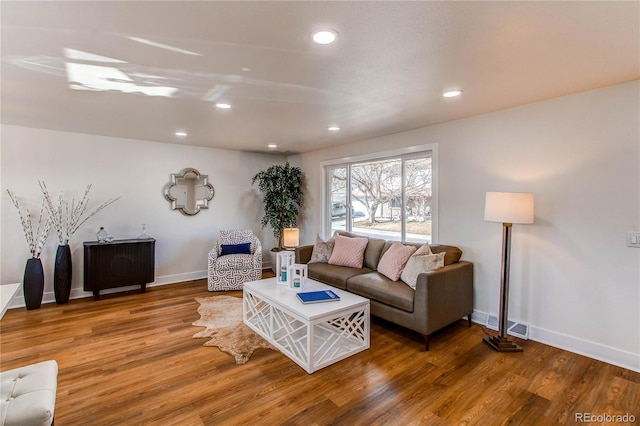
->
<box><xmin>39</xmin><ymin>181</ymin><xmax>120</xmax><ymax>245</ymax></box>
<box><xmin>7</xmin><ymin>189</ymin><xmax>53</xmax><ymax>258</ymax></box>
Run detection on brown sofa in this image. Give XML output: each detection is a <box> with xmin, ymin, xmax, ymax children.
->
<box><xmin>295</xmin><ymin>231</ymin><xmax>473</xmax><ymax>350</ymax></box>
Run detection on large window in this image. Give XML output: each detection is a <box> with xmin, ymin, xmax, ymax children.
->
<box><xmin>325</xmin><ymin>148</ymin><xmax>435</xmax><ymax>243</ymax></box>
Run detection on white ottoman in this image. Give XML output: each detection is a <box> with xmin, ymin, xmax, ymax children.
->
<box><xmin>0</xmin><ymin>360</ymin><xmax>58</xmax><ymax>426</ymax></box>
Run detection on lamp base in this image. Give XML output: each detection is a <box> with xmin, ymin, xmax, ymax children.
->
<box><xmin>483</xmin><ymin>336</ymin><xmax>523</xmax><ymax>352</ymax></box>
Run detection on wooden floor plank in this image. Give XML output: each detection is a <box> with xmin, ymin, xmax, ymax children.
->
<box><xmin>1</xmin><ymin>276</ymin><xmax>639</xmax><ymax>425</ymax></box>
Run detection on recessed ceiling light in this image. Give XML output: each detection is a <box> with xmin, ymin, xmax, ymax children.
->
<box><xmin>328</xmin><ymin>126</ymin><xmax>340</xmax><ymax>131</ymax></box>
<box><xmin>312</xmin><ymin>30</ymin><xmax>338</xmax><ymax>45</ymax></box>
<box><xmin>443</xmin><ymin>90</ymin><xmax>463</xmax><ymax>98</ymax></box>
<box><xmin>215</xmin><ymin>103</ymin><xmax>231</xmax><ymax>109</ymax></box>
<box><xmin>174</xmin><ymin>131</ymin><xmax>187</xmax><ymax>137</ymax></box>
<box><xmin>267</xmin><ymin>143</ymin><xmax>277</xmax><ymax>149</ymax></box>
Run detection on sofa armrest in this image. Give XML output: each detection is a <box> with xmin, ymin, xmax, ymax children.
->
<box><xmin>413</xmin><ymin>261</ymin><xmax>474</xmax><ymax>335</ymax></box>
<box><xmin>208</xmin><ymin>247</ymin><xmax>219</xmax><ymax>263</ymax></box>
<box><xmin>295</xmin><ymin>245</ymin><xmax>313</xmax><ymax>264</ymax></box>
<box><xmin>252</xmin><ymin>237</ymin><xmax>263</xmax><ymax>268</ymax></box>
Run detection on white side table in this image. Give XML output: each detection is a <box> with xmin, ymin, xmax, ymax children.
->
<box><xmin>1</xmin><ymin>283</ymin><xmax>21</xmax><ymax>319</ymax></box>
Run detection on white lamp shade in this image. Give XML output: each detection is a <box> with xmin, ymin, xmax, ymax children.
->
<box><xmin>484</xmin><ymin>192</ymin><xmax>535</xmax><ymax>224</ymax></box>
<box><xmin>283</xmin><ymin>228</ymin><xmax>300</xmax><ymax>247</ymax></box>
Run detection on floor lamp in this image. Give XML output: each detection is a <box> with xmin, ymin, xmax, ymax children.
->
<box><xmin>483</xmin><ymin>192</ymin><xmax>534</xmax><ymax>352</ymax></box>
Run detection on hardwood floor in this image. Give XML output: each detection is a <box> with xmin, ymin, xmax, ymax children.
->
<box><xmin>1</xmin><ymin>276</ymin><xmax>638</xmax><ymax>425</ymax></box>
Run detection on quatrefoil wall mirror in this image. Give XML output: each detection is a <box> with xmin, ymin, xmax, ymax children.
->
<box><xmin>164</xmin><ymin>168</ymin><xmax>215</xmax><ymax>216</ymax></box>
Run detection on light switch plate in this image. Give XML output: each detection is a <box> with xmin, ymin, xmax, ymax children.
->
<box><xmin>627</xmin><ymin>232</ymin><xmax>640</xmax><ymax>248</ymax></box>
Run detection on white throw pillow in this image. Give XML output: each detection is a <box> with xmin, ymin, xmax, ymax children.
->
<box><xmin>400</xmin><ymin>251</ymin><xmax>445</xmax><ymax>289</ymax></box>
<box><xmin>413</xmin><ymin>244</ymin><xmax>432</xmax><ymax>256</ymax></box>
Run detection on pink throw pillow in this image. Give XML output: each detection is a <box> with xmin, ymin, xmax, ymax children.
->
<box><xmin>377</xmin><ymin>242</ymin><xmax>417</xmax><ymax>281</ymax></box>
<box><xmin>328</xmin><ymin>234</ymin><xmax>369</xmax><ymax>268</ymax></box>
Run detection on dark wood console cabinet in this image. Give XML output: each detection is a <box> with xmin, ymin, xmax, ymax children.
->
<box><xmin>83</xmin><ymin>238</ymin><xmax>155</xmax><ymax>300</ymax></box>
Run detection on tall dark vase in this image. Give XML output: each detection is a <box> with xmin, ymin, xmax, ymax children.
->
<box><xmin>23</xmin><ymin>257</ymin><xmax>44</xmax><ymax>310</ymax></box>
<box><xmin>54</xmin><ymin>244</ymin><xmax>72</xmax><ymax>304</ymax></box>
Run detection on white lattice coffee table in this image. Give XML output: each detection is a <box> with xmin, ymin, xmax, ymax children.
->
<box><xmin>243</xmin><ymin>277</ymin><xmax>370</xmax><ymax>374</ymax></box>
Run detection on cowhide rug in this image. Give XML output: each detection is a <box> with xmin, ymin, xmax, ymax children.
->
<box><xmin>192</xmin><ymin>295</ymin><xmax>277</xmax><ymax>364</ymax></box>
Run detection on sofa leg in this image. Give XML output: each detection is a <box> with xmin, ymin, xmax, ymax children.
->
<box><xmin>423</xmin><ymin>334</ymin><xmax>430</xmax><ymax>351</ymax></box>
<box><xmin>468</xmin><ymin>314</ymin><xmax>472</xmax><ymax>327</ymax></box>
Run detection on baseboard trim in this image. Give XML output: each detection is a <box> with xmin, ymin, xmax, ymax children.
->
<box><xmin>472</xmin><ymin>310</ymin><xmax>640</xmax><ymax>373</ymax></box>
<box><xmin>528</xmin><ymin>325</ymin><xmax>640</xmax><ymax>373</ymax></box>
<box><xmin>6</xmin><ymin>270</ymin><xmax>208</xmax><ymax>309</ymax></box>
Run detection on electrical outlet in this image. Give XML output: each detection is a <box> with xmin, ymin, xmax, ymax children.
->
<box><xmin>627</xmin><ymin>232</ymin><xmax>640</xmax><ymax>248</ymax></box>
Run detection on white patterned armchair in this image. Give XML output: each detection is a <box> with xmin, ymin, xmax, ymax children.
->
<box><xmin>208</xmin><ymin>229</ymin><xmax>262</xmax><ymax>291</ymax></box>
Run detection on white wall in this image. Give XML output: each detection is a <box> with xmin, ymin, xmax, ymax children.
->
<box><xmin>290</xmin><ymin>81</ymin><xmax>640</xmax><ymax>372</ymax></box>
<box><xmin>1</xmin><ymin>125</ymin><xmax>283</xmax><ymax>302</ymax></box>
<box><xmin>2</xmin><ymin>82</ymin><xmax>638</xmax><ymax>372</ymax></box>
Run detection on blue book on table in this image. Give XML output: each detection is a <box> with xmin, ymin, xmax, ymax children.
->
<box><xmin>296</xmin><ymin>290</ymin><xmax>341</xmax><ymax>304</ymax></box>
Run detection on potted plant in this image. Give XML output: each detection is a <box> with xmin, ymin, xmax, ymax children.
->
<box><xmin>6</xmin><ymin>190</ymin><xmax>52</xmax><ymax>310</ymax></box>
<box><xmin>39</xmin><ymin>181</ymin><xmax>120</xmax><ymax>304</ymax></box>
<box><xmin>252</xmin><ymin>162</ymin><xmax>304</xmax><ymax>269</ymax></box>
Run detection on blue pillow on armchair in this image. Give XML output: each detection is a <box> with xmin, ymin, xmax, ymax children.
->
<box><xmin>220</xmin><ymin>242</ymin><xmax>252</xmax><ymax>256</ymax></box>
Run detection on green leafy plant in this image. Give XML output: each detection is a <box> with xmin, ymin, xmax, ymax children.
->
<box><xmin>252</xmin><ymin>162</ymin><xmax>303</xmax><ymax>250</ymax></box>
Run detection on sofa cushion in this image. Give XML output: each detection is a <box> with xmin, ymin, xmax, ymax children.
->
<box><xmin>429</xmin><ymin>245</ymin><xmax>463</xmax><ymax>265</ymax></box>
<box><xmin>0</xmin><ymin>360</ymin><xmax>58</xmax><ymax>426</ymax></box>
<box><xmin>335</xmin><ymin>231</ymin><xmax>385</xmax><ymax>269</ymax></box>
<box><xmin>400</xmin><ymin>251</ymin><xmax>445</xmax><ymax>289</ymax></box>
<box><xmin>377</xmin><ymin>242</ymin><xmax>417</xmax><ymax>281</ymax></box>
<box><xmin>347</xmin><ymin>272</ymin><xmax>415</xmax><ymax>313</ymax></box>
<box><xmin>309</xmin><ymin>234</ymin><xmax>335</xmax><ymax>263</ymax></box>
<box><xmin>215</xmin><ymin>253</ymin><xmax>256</xmax><ymax>270</ymax></box>
<box><xmin>307</xmin><ymin>263</ymin><xmax>373</xmax><ymax>290</ymax></box>
<box><xmin>329</xmin><ymin>234</ymin><xmax>368</xmax><ymax>268</ymax></box>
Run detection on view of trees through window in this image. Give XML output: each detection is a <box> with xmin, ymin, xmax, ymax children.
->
<box><xmin>328</xmin><ymin>153</ymin><xmax>432</xmax><ymax>243</ymax></box>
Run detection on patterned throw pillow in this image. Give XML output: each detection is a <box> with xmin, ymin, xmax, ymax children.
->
<box><xmin>309</xmin><ymin>234</ymin><xmax>335</xmax><ymax>263</ymax></box>
<box><xmin>400</xmin><ymin>251</ymin><xmax>446</xmax><ymax>289</ymax></box>
<box><xmin>328</xmin><ymin>234</ymin><xmax>368</xmax><ymax>268</ymax></box>
<box><xmin>377</xmin><ymin>243</ymin><xmax>418</xmax><ymax>281</ymax></box>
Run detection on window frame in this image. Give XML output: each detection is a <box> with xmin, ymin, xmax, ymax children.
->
<box><xmin>320</xmin><ymin>143</ymin><xmax>438</xmax><ymax>243</ymax></box>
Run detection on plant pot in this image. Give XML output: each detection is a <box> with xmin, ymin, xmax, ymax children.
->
<box><xmin>54</xmin><ymin>244</ymin><xmax>72</xmax><ymax>304</ymax></box>
<box><xmin>23</xmin><ymin>257</ymin><xmax>44</xmax><ymax>310</ymax></box>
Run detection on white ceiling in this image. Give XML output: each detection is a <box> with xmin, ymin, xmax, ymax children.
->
<box><xmin>2</xmin><ymin>1</ymin><xmax>638</xmax><ymax>154</ymax></box>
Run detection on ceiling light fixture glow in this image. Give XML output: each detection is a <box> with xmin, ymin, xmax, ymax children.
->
<box><xmin>215</xmin><ymin>103</ymin><xmax>231</xmax><ymax>109</ymax></box>
<box><xmin>328</xmin><ymin>126</ymin><xmax>340</xmax><ymax>131</ymax></box>
<box><xmin>65</xmin><ymin>62</ymin><xmax>177</xmax><ymax>97</ymax></box>
<box><xmin>443</xmin><ymin>90</ymin><xmax>463</xmax><ymax>98</ymax></box>
<box><xmin>267</xmin><ymin>143</ymin><xmax>278</xmax><ymax>149</ymax></box>
<box><xmin>175</xmin><ymin>131</ymin><xmax>187</xmax><ymax>137</ymax></box>
<box><xmin>312</xmin><ymin>30</ymin><xmax>338</xmax><ymax>45</ymax></box>
<box><xmin>64</xmin><ymin>48</ymin><xmax>126</xmax><ymax>64</ymax></box>
<box><xmin>127</xmin><ymin>37</ymin><xmax>202</xmax><ymax>56</ymax></box>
